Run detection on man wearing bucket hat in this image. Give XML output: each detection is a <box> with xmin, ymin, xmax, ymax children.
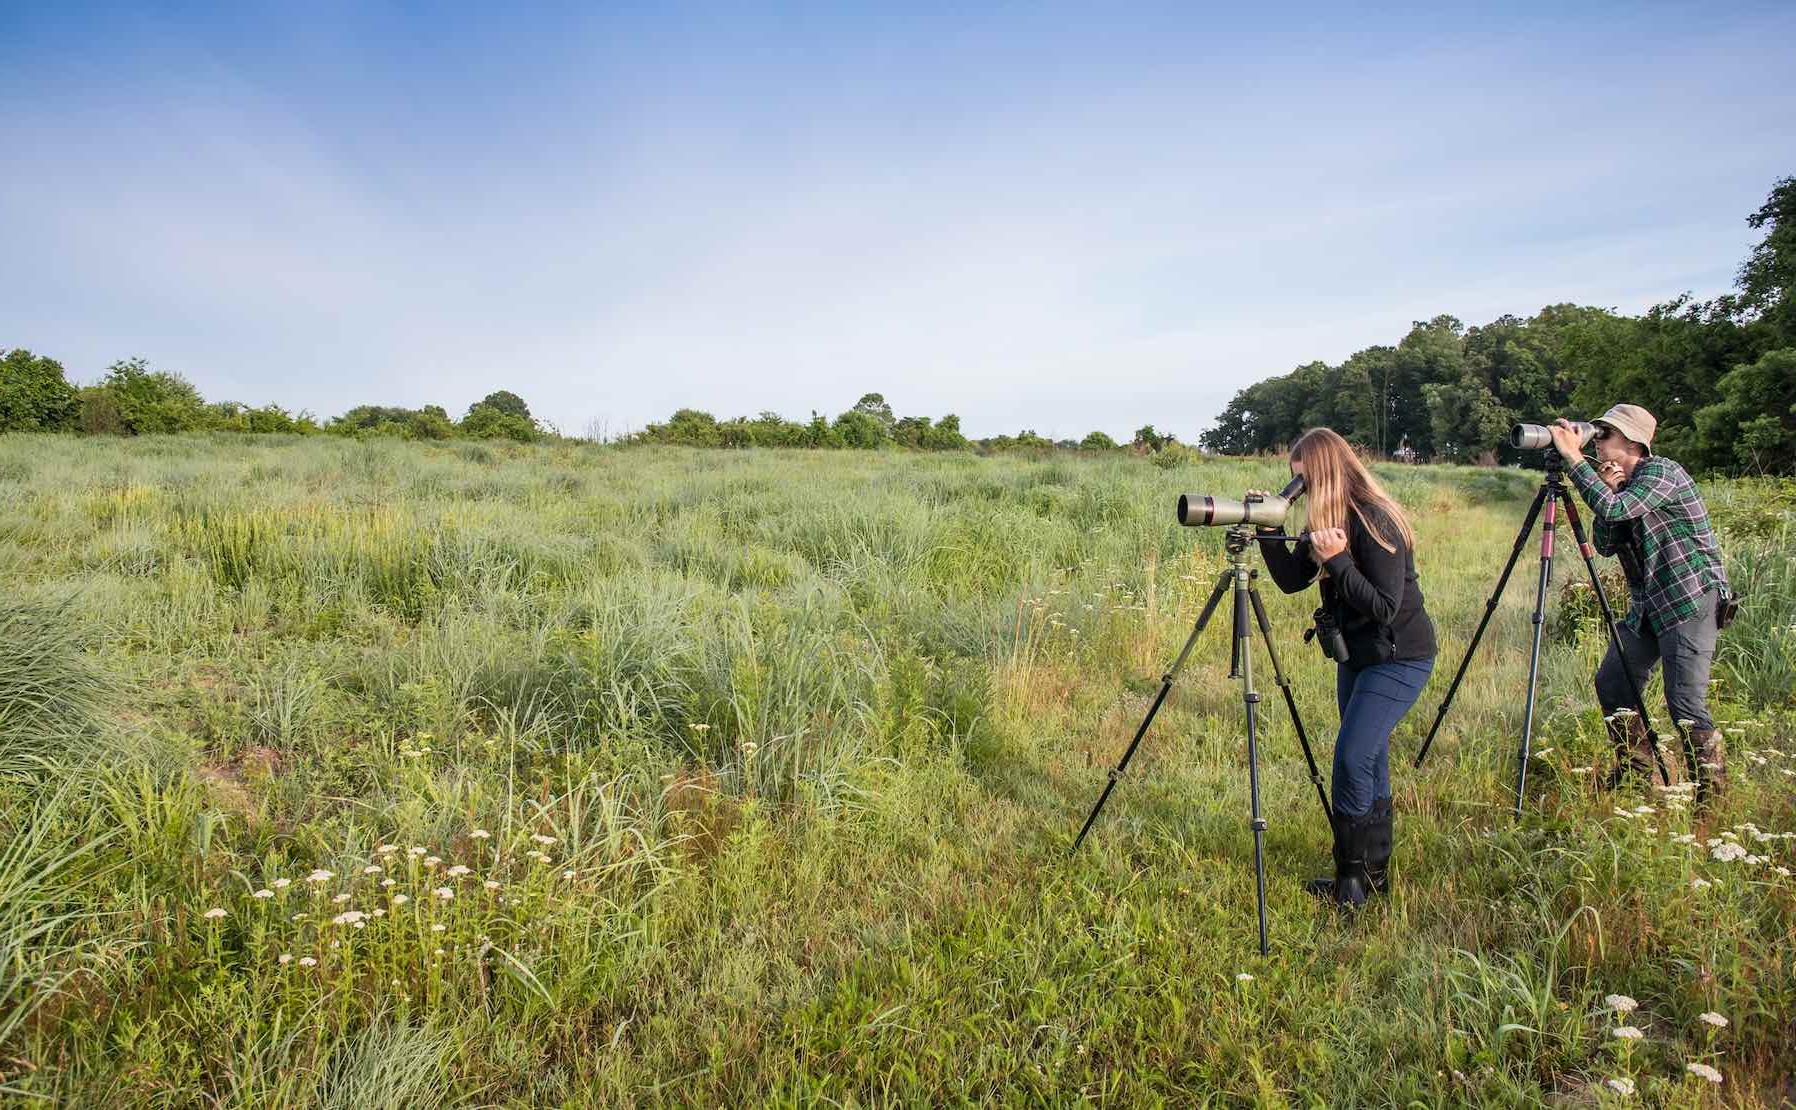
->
<box><xmin>1549</xmin><ymin>405</ymin><xmax>1734</xmax><ymax>805</ymax></box>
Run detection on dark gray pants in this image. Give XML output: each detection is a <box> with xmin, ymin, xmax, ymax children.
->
<box><xmin>1595</xmin><ymin>589</ymin><xmax>1720</xmax><ymax>731</ymax></box>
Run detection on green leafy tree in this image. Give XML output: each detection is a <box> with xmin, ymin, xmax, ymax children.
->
<box><xmin>850</xmin><ymin>392</ymin><xmax>896</xmax><ymax>431</ymax></box>
<box><xmin>95</xmin><ymin>358</ymin><xmax>211</xmax><ymax>434</ymax></box>
<box><xmin>0</xmin><ymin>349</ymin><xmax>80</xmax><ymax>432</ymax></box>
<box><xmin>473</xmin><ymin>390</ymin><xmax>532</xmax><ymax>421</ymax></box>
<box><xmin>832</xmin><ymin>409</ymin><xmax>888</xmax><ymax>449</ymax></box>
<box><xmin>461</xmin><ymin>403</ymin><xmax>538</xmax><ymax>442</ymax></box>
<box><xmin>1739</xmin><ymin>175</ymin><xmax>1796</xmax><ymax>346</ymax></box>
<box><xmin>1079</xmin><ymin>430</ymin><xmax>1118</xmax><ymax>450</ymax></box>
<box><xmin>922</xmin><ymin>414</ymin><xmax>967</xmax><ymax>450</ymax></box>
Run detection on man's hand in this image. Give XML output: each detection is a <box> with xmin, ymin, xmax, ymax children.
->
<box><xmin>1597</xmin><ymin>460</ymin><xmax>1625</xmax><ymax>489</ymax></box>
<box><xmin>1548</xmin><ymin>418</ymin><xmax>1586</xmax><ymax>462</ymax></box>
<box><xmin>1310</xmin><ymin>527</ymin><xmax>1348</xmax><ymax>562</ymax></box>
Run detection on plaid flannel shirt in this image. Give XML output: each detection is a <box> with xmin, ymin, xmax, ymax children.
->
<box><xmin>1568</xmin><ymin>455</ymin><xmax>1728</xmax><ymax>635</ymax></box>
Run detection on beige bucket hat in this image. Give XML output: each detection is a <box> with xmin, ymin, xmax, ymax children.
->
<box><xmin>1594</xmin><ymin>403</ymin><xmax>1656</xmax><ymax>456</ymax></box>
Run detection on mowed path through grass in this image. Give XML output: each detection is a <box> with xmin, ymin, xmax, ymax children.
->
<box><xmin>1</xmin><ymin>435</ymin><xmax>1792</xmax><ymax>1105</ymax></box>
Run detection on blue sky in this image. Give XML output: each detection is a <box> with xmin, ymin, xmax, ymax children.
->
<box><xmin>3</xmin><ymin>2</ymin><xmax>1792</xmax><ymax>440</ymax></box>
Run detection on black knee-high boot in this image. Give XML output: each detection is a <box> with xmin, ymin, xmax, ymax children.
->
<box><xmin>1363</xmin><ymin>797</ymin><xmax>1393</xmax><ymax>896</ymax></box>
<box><xmin>1305</xmin><ymin>808</ymin><xmax>1374</xmax><ymax>906</ymax></box>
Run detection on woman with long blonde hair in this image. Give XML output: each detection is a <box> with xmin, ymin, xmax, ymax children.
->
<box><xmin>1252</xmin><ymin>428</ymin><xmax>1436</xmax><ymax>907</ymax></box>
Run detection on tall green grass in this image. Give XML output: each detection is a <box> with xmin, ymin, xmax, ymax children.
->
<box><xmin>0</xmin><ymin>432</ymin><xmax>1791</xmax><ymax>1105</ymax></box>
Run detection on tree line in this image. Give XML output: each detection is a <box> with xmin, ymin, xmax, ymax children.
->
<box><xmin>0</xmin><ymin>355</ymin><xmax>545</xmax><ymax>442</ymax></box>
<box><xmin>628</xmin><ymin>393</ymin><xmax>1186</xmax><ymax>453</ymax></box>
<box><xmin>1201</xmin><ymin>176</ymin><xmax>1796</xmax><ymax>474</ymax></box>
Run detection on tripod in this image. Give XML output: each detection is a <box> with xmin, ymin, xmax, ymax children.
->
<box><xmin>1412</xmin><ymin>453</ymin><xmax>1671</xmax><ymax>815</ymax></box>
<box><xmin>1072</xmin><ymin>525</ymin><xmax>1332</xmax><ymax>955</ymax></box>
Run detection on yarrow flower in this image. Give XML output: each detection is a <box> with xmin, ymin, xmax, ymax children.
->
<box><xmin>1698</xmin><ymin>1012</ymin><xmax>1728</xmax><ymax>1028</ymax></box>
<box><xmin>531</xmin><ymin>834</ymin><xmax>557</xmax><ymax>846</ymax></box>
<box><xmin>306</xmin><ymin>869</ymin><xmax>334</xmax><ymax>883</ymax></box>
<box><xmin>433</xmin><ymin>887</ymin><xmax>454</xmax><ymax>900</ymax></box>
<box><xmin>277</xmin><ymin>953</ymin><xmax>293</xmax><ymax>965</ymax></box>
<box><xmin>299</xmin><ymin>956</ymin><xmax>318</xmax><ymax>968</ymax></box>
<box><xmin>1605</xmin><ymin>994</ymin><xmax>1638</xmax><ymax>1013</ymax></box>
<box><xmin>252</xmin><ymin>889</ymin><xmax>274</xmax><ymax>899</ymax></box>
<box><xmin>470</xmin><ymin>829</ymin><xmax>491</xmax><ymax>840</ymax></box>
<box><xmin>484</xmin><ymin>880</ymin><xmax>501</xmax><ymax>891</ymax></box>
<box><xmin>1685</xmin><ymin>1062</ymin><xmax>1723</xmax><ymax>1084</ymax></box>
<box><xmin>381</xmin><ymin>878</ymin><xmax>396</xmax><ymax>888</ymax></box>
<box><xmin>391</xmin><ymin>894</ymin><xmax>410</xmax><ymax>905</ymax></box>
<box><xmin>272</xmin><ymin>877</ymin><xmax>293</xmax><ymax>890</ymax></box>
<box><xmin>431</xmin><ymin>923</ymin><xmax>447</xmax><ymax>933</ymax></box>
<box><xmin>1605</xmin><ymin>1077</ymin><xmax>1635</xmax><ymax>1097</ymax></box>
<box><xmin>363</xmin><ymin>865</ymin><xmax>382</xmax><ymax>875</ymax></box>
<box><xmin>203</xmin><ymin>907</ymin><xmax>228</xmax><ymax>920</ymax></box>
<box><xmin>1236</xmin><ymin>973</ymin><xmax>1254</xmax><ymax>983</ymax></box>
<box><xmin>1711</xmin><ymin>842</ymin><xmax>1749</xmax><ymax>863</ymax></box>
<box><xmin>408</xmin><ymin>846</ymin><xmax>427</xmax><ymax>857</ymax></box>
<box><xmin>423</xmin><ymin>856</ymin><xmax>442</xmax><ymax>868</ymax></box>
<box><xmin>331</xmin><ymin>910</ymin><xmax>366</xmax><ymax>927</ymax></box>
<box><xmin>445</xmin><ymin>864</ymin><xmax>471</xmax><ymax>878</ymax></box>
<box><xmin>377</xmin><ymin>843</ymin><xmax>398</xmax><ymax>854</ymax></box>
<box><xmin>1691</xmin><ymin>878</ymin><xmax>1712</xmax><ymax>891</ymax></box>
<box><xmin>1611</xmin><ymin>1026</ymin><xmax>1644</xmax><ymax>1040</ymax></box>
<box><xmin>332</xmin><ymin>892</ymin><xmax>352</xmax><ymax>904</ymax></box>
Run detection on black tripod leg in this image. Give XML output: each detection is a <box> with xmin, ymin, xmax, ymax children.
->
<box><xmin>1071</xmin><ymin>568</ymin><xmax>1232</xmax><ymax>852</ymax></box>
<box><xmin>1235</xmin><ymin>570</ymin><xmax>1270</xmax><ymax>955</ymax></box>
<box><xmin>1249</xmin><ymin>580</ymin><xmax>1332</xmax><ymax>821</ymax></box>
<box><xmin>1557</xmin><ymin>492</ymin><xmax>1673</xmax><ymax>785</ymax></box>
<box><xmin>1414</xmin><ymin>485</ymin><xmax>1550</xmax><ymax>769</ymax></box>
<box><xmin>1515</xmin><ymin>493</ymin><xmax>1559</xmax><ymax>817</ymax></box>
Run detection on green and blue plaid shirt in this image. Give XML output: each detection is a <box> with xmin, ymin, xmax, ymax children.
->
<box><xmin>1569</xmin><ymin>455</ymin><xmax>1728</xmax><ymax>635</ymax></box>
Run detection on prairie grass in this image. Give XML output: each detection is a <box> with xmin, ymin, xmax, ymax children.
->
<box><xmin>0</xmin><ymin>433</ymin><xmax>1791</xmax><ymax>1105</ymax></box>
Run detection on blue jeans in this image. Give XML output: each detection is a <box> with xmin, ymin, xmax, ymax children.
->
<box><xmin>1333</xmin><ymin>658</ymin><xmax>1434</xmax><ymax>818</ymax></box>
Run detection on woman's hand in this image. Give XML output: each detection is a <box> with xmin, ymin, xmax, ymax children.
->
<box><xmin>1310</xmin><ymin>527</ymin><xmax>1348</xmax><ymax>562</ymax></box>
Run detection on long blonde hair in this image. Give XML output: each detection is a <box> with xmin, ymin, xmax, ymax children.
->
<box><xmin>1289</xmin><ymin>428</ymin><xmax>1415</xmax><ymax>554</ymax></box>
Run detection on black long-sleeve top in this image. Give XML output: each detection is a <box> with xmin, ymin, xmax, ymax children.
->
<box><xmin>1256</xmin><ymin>504</ymin><xmax>1437</xmax><ymax>669</ymax></box>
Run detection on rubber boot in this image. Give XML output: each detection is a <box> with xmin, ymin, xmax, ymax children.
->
<box><xmin>1305</xmin><ymin>812</ymin><xmax>1349</xmax><ymax>899</ymax></box>
<box><xmin>1306</xmin><ymin>810</ymin><xmax>1371</xmax><ymax>907</ymax></box>
<box><xmin>1363</xmin><ymin>797</ymin><xmax>1393</xmax><ymax>897</ymax></box>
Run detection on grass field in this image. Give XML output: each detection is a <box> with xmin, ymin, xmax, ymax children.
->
<box><xmin>2</xmin><ymin>434</ymin><xmax>1793</xmax><ymax>1107</ymax></box>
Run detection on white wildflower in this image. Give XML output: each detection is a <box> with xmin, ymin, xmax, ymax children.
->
<box><xmin>531</xmin><ymin>834</ymin><xmax>557</xmax><ymax>846</ymax></box>
<box><xmin>203</xmin><ymin>907</ymin><xmax>228</xmax><ymax>920</ymax></box>
<box><xmin>332</xmin><ymin>892</ymin><xmax>351</xmax><ymax>904</ymax></box>
<box><xmin>252</xmin><ymin>889</ymin><xmax>274</xmax><ymax>899</ymax></box>
<box><xmin>484</xmin><ymin>880</ymin><xmax>501</xmax><ymax>891</ymax></box>
<box><xmin>363</xmin><ymin>865</ymin><xmax>382</xmax><ymax>875</ymax></box>
<box><xmin>272</xmin><ymin>877</ymin><xmax>293</xmax><ymax>890</ymax></box>
<box><xmin>1698</xmin><ymin>1012</ymin><xmax>1728</xmax><ymax>1028</ymax></box>
<box><xmin>306</xmin><ymin>869</ymin><xmax>334</xmax><ymax>883</ymax></box>
<box><xmin>1606</xmin><ymin>994</ymin><xmax>1639</xmax><ymax>1013</ymax></box>
<box><xmin>470</xmin><ymin>829</ymin><xmax>491</xmax><ymax>840</ymax></box>
<box><xmin>1611</xmin><ymin>1026</ymin><xmax>1644</xmax><ymax>1040</ymax></box>
<box><xmin>299</xmin><ymin>956</ymin><xmax>318</xmax><ymax>967</ymax></box>
<box><xmin>1236</xmin><ymin>972</ymin><xmax>1254</xmax><ymax>983</ymax></box>
<box><xmin>392</xmin><ymin>894</ymin><xmax>410</xmax><ymax>905</ymax></box>
<box><xmin>331</xmin><ymin>910</ymin><xmax>366</xmax><ymax>927</ymax></box>
<box><xmin>1605</xmin><ymin>1077</ymin><xmax>1635</xmax><ymax>1097</ymax></box>
<box><xmin>278</xmin><ymin>953</ymin><xmax>293</xmax><ymax>965</ymax></box>
<box><xmin>1685</xmin><ymin>1062</ymin><xmax>1723</xmax><ymax>1084</ymax></box>
<box><xmin>408</xmin><ymin>846</ymin><xmax>427</xmax><ymax>857</ymax></box>
<box><xmin>433</xmin><ymin>887</ymin><xmax>454</xmax><ymax>900</ymax></box>
<box><xmin>445</xmin><ymin>864</ymin><xmax>471</xmax><ymax>878</ymax></box>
